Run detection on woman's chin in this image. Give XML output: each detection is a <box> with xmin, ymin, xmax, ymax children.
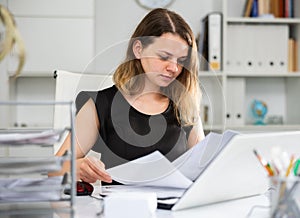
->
<box><xmin>158</xmin><ymin>82</ymin><xmax>172</xmax><ymax>87</ymax></box>
<box><xmin>157</xmin><ymin>79</ymin><xmax>175</xmax><ymax>87</ymax></box>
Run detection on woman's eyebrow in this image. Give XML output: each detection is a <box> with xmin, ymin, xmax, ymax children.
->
<box><xmin>157</xmin><ymin>50</ymin><xmax>188</xmax><ymax>59</ymax></box>
<box><xmin>157</xmin><ymin>50</ymin><xmax>172</xmax><ymax>56</ymax></box>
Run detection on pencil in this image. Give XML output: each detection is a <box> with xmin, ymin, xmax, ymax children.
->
<box><xmin>285</xmin><ymin>155</ymin><xmax>295</xmax><ymax>177</ymax></box>
<box><xmin>253</xmin><ymin>149</ymin><xmax>274</xmax><ymax>176</ymax></box>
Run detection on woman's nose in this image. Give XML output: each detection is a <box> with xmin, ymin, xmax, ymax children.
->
<box><xmin>166</xmin><ymin>59</ymin><xmax>179</xmax><ymax>72</ymax></box>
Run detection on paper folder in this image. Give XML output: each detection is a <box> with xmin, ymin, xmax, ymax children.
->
<box><xmin>199</xmin><ymin>12</ymin><xmax>222</xmax><ymax>71</ymax></box>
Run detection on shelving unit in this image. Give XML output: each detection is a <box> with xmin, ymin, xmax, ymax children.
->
<box><xmin>0</xmin><ymin>101</ymin><xmax>76</xmax><ymax>216</ymax></box>
<box><xmin>200</xmin><ymin>0</ymin><xmax>300</xmax><ymax>133</ymax></box>
<box><xmin>0</xmin><ymin>0</ymin><xmax>95</xmax><ymax>129</ymax></box>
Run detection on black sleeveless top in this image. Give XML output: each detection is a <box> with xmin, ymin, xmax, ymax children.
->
<box><xmin>76</xmin><ymin>85</ymin><xmax>192</xmax><ymax>168</ymax></box>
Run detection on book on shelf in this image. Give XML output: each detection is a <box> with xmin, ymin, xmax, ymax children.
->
<box><xmin>288</xmin><ymin>38</ymin><xmax>299</xmax><ymax>72</ymax></box>
<box><xmin>270</xmin><ymin>0</ymin><xmax>284</xmax><ymax>17</ymax></box>
<box><xmin>198</xmin><ymin>12</ymin><xmax>222</xmax><ymax>72</ymax></box>
<box><xmin>258</xmin><ymin>0</ymin><xmax>270</xmax><ymax>17</ymax></box>
<box><xmin>243</xmin><ymin>0</ymin><xmax>294</xmax><ymax>18</ymax></box>
<box><xmin>284</xmin><ymin>0</ymin><xmax>294</xmax><ymax>18</ymax></box>
<box><xmin>243</xmin><ymin>0</ymin><xmax>254</xmax><ymax>17</ymax></box>
<box><xmin>296</xmin><ymin>40</ymin><xmax>299</xmax><ymax>71</ymax></box>
<box><xmin>250</xmin><ymin>0</ymin><xmax>258</xmax><ymax>17</ymax></box>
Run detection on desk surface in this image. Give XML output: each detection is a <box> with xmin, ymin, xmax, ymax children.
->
<box><xmin>0</xmin><ymin>186</ymin><xmax>270</xmax><ymax>218</ymax></box>
<box><xmin>73</xmin><ymin>187</ymin><xmax>271</xmax><ymax>218</ymax></box>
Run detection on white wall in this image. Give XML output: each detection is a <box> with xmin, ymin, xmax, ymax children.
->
<box><xmin>0</xmin><ymin>0</ymin><xmax>221</xmax><ymax>127</ymax></box>
<box><xmin>93</xmin><ymin>0</ymin><xmax>218</xmax><ymax>74</ymax></box>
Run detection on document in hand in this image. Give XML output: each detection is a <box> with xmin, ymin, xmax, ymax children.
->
<box><xmin>106</xmin><ymin>130</ymin><xmax>238</xmax><ymax>189</ymax></box>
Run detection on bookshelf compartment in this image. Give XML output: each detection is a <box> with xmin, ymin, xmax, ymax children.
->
<box><xmin>224</xmin><ymin>76</ymin><xmax>300</xmax><ymax>129</ymax></box>
<box><xmin>286</xmin><ymin>77</ymin><xmax>300</xmax><ymax>124</ymax></box>
<box><xmin>200</xmin><ymin>76</ymin><xmax>225</xmax><ymax>129</ymax></box>
<box><xmin>244</xmin><ymin>77</ymin><xmax>287</xmax><ymax>126</ymax></box>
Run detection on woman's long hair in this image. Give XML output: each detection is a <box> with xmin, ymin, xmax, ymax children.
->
<box><xmin>113</xmin><ymin>8</ymin><xmax>201</xmax><ymax>126</ymax></box>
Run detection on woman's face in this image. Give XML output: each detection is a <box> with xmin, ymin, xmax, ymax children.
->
<box><xmin>135</xmin><ymin>33</ymin><xmax>189</xmax><ymax>88</ymax></box>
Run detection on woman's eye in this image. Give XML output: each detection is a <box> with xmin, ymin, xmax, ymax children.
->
<box><xmin>178</xmin><ymin>58</ymin><xmax>187</xmax><ymax>65</ymax></box>
<box><xmin>159</xmin><ymin>55</ymin><xmax>169</xmax><ymax>61</ymax></box>
<box><xmin>157</xmin><ymin>54</ymin><xmax>187</xmax><ymax>66</ymax></box>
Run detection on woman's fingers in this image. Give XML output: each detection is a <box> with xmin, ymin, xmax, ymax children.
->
<box><xmin>86</xmin><ymin>157</ymin><xmax>112</xmax><ymax>183</ymax></box>
<box><xmin>79</xmin><ymin>157</ymin><xmax>112</xmax><ymax>183</ymax></box>
<box><xmin>78</xmin><ymin>159</ymin><xmax>97</xmax><ymax>183</ymax></box>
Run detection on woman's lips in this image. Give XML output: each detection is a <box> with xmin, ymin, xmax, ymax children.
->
<box><xmin>160</xmin><ymin>74</ymin><xmax>173</xmax><ymax>81</ymax></box>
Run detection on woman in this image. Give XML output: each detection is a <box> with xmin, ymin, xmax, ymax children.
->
<box><xmin>53</xmin><ymin>8</ymin><xmax>205</xmax><ymax>184</ymax></box>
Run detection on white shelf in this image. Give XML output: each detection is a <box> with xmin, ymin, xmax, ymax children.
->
<box><xmin>225</xmin><ymin>72</ymin><xmax>300</xmax><ymax>77</ymax></box>
<box><xmin>226</xmin><ymin>17</ymin><xmax>300</xmax><ymax>24</ymax></box>
<box><xmin>204</xmin><ymin>124</ymin><xmax>300</xmax><ymax>133</ymax></box>
<box><xmin>226</xmin><ymin>125</ymin><xmax>300</xmax><ymax>132</ymax></box>
<box><xmin>199</xmin><ymin>71</ymin><xmax>223</xmax><ymax>78</ymax></box>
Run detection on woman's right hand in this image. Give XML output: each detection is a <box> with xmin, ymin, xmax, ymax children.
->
<box><xmin>76</xmin><ymin>156</ymin><xmax>112</xmax><ymax>184</ymax></box>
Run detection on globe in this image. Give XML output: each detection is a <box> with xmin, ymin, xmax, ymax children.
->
<box><xmin>251</xmin><ymin>100</ymin><xmax>268</xmax><ymax>125</ymax></box>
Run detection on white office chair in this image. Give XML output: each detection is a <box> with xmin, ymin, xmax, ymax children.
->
<box><xmin>53</xmin><ymin>70</ymin><xmax>113</xmax><ymax>154</ymax></box>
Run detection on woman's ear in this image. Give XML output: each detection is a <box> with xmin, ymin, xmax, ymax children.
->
<box><xmin>132</xmin><ymin>40</ymin><xmax>143</xmax><ymax>59</ymax></box>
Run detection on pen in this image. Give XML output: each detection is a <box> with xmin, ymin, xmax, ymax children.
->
<box><xmin>253</xmin><ymin>149</ymin><xmax>274</xmax><ymax>176</ymax></box>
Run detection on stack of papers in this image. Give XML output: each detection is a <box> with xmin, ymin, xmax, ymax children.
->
<box><xmin>0</xmin><ymin>155</ymin><xmax>68</xmax><ymax>174</ymax></box>
<box><xmin>0</xmin><ymin>176</ymin><xmax>64</xmax><ymax>202</ymax></box>
<box><xmin>0</xmin><ymin>129</ymin><xmax>66</xmax><ymax>145</ymax></box>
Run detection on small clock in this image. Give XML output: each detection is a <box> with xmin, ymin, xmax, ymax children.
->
<box><xmin>136</xmin><ymin>0</ymin><xmax>174</xmax><ymax>10</ymax></box>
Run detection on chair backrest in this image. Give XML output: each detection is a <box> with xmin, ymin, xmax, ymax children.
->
<box><xmin>53</xmin><ymin>70</ymin><xmax>113</xmax><ymax>153</ymax></box>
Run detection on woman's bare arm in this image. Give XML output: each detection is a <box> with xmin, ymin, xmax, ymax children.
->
<box><xmin>187</xmin><ymin>119</ymin><xmax>205</xmax><ymax>149</ymax></box>
<box><xmin>49</xmin><ymin>98</ymin><xmax>112</xmax><ymax>183</ymax></box>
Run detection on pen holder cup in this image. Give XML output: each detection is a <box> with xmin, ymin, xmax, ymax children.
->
<box><xmin>269</xmin><ymin>176</ymin><xmax>300</xmax><ymax>218</ymax></box>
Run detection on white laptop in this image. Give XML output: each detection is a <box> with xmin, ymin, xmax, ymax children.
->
<box><xmin>167</xmin><ymin>131</ymin><xmax>300</xmax><ymax>211</ymax></box>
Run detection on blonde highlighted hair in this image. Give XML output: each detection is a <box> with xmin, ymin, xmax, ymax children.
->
<box><xmin>113</xmin><ymin>8</ymin><xmax>201</xmax><ymax>126</ymax></box>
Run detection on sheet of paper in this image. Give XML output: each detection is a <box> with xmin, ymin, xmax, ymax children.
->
<box><xmin>107</xmin><ymin>151</ymin><xmax>192</xmax><ymax>189</ymax></box>
<box><xmin>172</xmin><ymin>130</ymin><xmax>239</xmax><ymax>181</ymax></box>
<box><xmin>172</xmin><ymin>132</ymin><xmax>221</xmax><ymax>181</ymax></box>
<box><xmin>107</xmin><ymin>130</ymin><xmax>239</xmax><ymax>189</ymax></box>
<box><xmin>101</xmin><ymin>185</ymin><xmax>185</xmax><ymax>199</ymax></box>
